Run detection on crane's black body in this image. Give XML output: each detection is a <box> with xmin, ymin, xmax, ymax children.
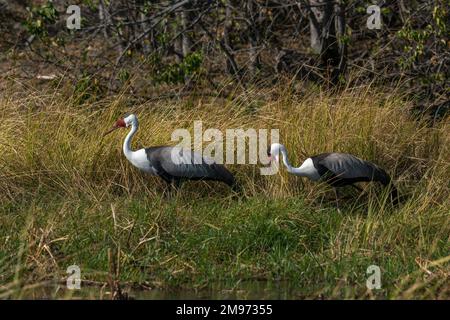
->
<box><xmin>105</xmin><ymin>114</ymin><xmax>238</xmax><ymax>194</ymax></box>
<box><xmin>310</xmin><ymin>153</ymin><xmax>390</xmax><ymax>186</ymax></box>
<box><xmin>310</xmin><ymin>152</ymin><xmax>398</xmax><ymax>203</ymax></box>
<box><xmin>145</xmin><ymin>146</ymin><xmax>237</xmax><ymax>190</ymax></box>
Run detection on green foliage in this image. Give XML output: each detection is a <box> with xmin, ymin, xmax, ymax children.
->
<box><xmin>118</xmin><ymin>69</ymin><xmax>131</xmax><ymax>84</ymax></box>
<box><xmin>397</xmin><ymin>1</ymin><xmax>449</xmax><ymax>65</ymax></box>
<box><xmin>73</xmin><ymin>73</ymin><xmax>103</xmax><ymax>104</ymax></box>
<box><xmin>82</xmin><ymin>0</ymin><xmax>98</xmax><ymax>11</ymax></box>
<box><xmin>142</xmin><ymin>1</ymin><xmax>156</xmax><ymax>14</ymax></box>
<box><xmin>396</xmin><ymin>0</ymin><xmax>450</xmax><ymax>98</ymax></box>
<box><xmin>154</xmin><ymin>51</ymin><xmax>203</xmax><ymax>85</ymax></box>
<box><xmin>23</xmin><ymin>1</ymin><xmax>58</xmax><ymax>38</ymax></box>
<box><xmin>397</xmin><ymin>27</ymin><xmax>432</xmax><ymax>67</ymax></box>
<box><xmin>432</xmin><ymin>1</ymin><xmax>450</xmax><ymax>35</ymax></box>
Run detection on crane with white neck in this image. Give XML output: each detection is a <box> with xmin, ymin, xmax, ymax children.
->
<box><xmin>267</xmin><ymin>143</ymin><xmax>398</xmax><ymax>207</ymax></box>
<box><xmin>104</xmin><ymin>114</ymin><xmax>237</xmax><ymax>192</ymax></box>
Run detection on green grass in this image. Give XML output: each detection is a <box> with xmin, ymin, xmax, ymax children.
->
<box><xmin>0</xmin><ymin>82</ymin><xmax>448</xmax><ymax>299</ymax></box>
<box><xmin>1</xmin><ymin>191</ymin><xmax>448</xmax><ymax>299</ymax></box>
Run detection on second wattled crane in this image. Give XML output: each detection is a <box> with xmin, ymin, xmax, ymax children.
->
<box><xmin>267</xmin><ymin>143</ymin><xmax>398</xmax><ymax>207</ymax></box>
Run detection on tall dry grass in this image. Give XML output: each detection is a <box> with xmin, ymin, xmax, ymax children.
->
<box><xmin>0</xmin><ymin>80</ymin><xmax>448</xmax><ymax>299</ymax></box>
<box><xmin>0</xmin><ymin>81</ymin><xmax>448</xmax><ymax>204</ymax></box>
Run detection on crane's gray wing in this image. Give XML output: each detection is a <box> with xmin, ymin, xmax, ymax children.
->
<box><xmin>317</xmin><ymin>153</ymin><xmax>390</xmax><ymax>184</ymax></box>
<box><xmin>146</xmin><ymin>146</ymin><xmax>235</xmax><ymax>185</ymax></box>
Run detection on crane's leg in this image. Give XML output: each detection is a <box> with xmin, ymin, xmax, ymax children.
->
<box><xmin>158</xmin><ymin>175</ymin><xmax>173</xmax><ymax>198</ymax></box>
<box><xmin>334</xmin><ymin>188</ymin><xmax>342</xmax><ymax>213</ymax></box>
<box><xmin>172</xmin><ymin>179</ymin><xmax>182</xmax><ymax>197</ymax></box>
<box><xmin>350</xmin><ymin>184</ymin><xmax>365</xmax><ymax>201</ymax></box>
<box><xmin>162</xmin><ymin>182</ymin><xmax>172</xmax><ymax>198</ymax></box>
<box><xmin>173</xmin><ymin>179</ymin><xmax>182</xmax><ymax>189</ymax></box>
<box><xmin>164</xmin><ymin>179</ymin><xmax>182</xmax><ymax>197</ymax></box>
<box><xmin>351</xmin><ymin>184</ymin><xmax>364</xmax><ymax>193</ymax></box>
<box><xmin>163</xmin><ymin>185</ymin><xmax>176</xmax><ymax>198</ymax></box>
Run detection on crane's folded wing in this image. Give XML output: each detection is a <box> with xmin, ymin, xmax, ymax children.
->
<box><xmin>154</xmin><ymin>147</ymin><xmax>234</xmax><ymax>183</ymax></box>
<box><xmin>317</xmin><ymin>153</ymin><xmax>390</xmax><ymax>183</ymax></box>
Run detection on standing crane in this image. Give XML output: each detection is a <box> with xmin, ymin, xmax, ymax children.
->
<box><xmin>104</xmin><ymin>114</ymin><xmax>237</xmax><ymax>192</ymax></box>
<box><xmin>267</xmin><ymin>143</ymin><xmax>398</xmax><ymax>208</ymax></box>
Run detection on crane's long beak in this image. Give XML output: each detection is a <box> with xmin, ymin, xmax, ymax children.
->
<box><xmin>103</xmin><ymin>125</ymin><xmax>119</xmax><ymax>136</ymax></box>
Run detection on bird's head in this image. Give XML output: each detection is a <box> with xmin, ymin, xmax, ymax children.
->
<box><xmin>103</xmin><ymin>114</ymin><xmax>138</xmax><ymax>136</ymax></box>
<box><xmin>267</xmin><ymin>143</ymin><xmax>285</xmax><ymax>164</ymax></box>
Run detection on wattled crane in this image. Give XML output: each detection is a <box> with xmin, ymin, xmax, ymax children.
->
<box><xmin>267</xmin><ymin>143</ymin><xmax>398</xmax><ymax>208</ymax></box>
<box><xmin>104</xmin><ymin>114</ymin><xmax>237</xmax><ymax>192</ymax></box>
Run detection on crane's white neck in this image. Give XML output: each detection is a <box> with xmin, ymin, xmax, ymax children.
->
<box><xmin>277</xmin><ymin>148</ymin><xmax>320</xmax><ymax>181</ymax></box>
<box><xmin>123</xmin><ymin>122</ymin><xmax>138</xmax><ymax>160</ymax></box>
<box><xmin>277</xmin><ymin>148</ymin><xmax>294</xmax><ymax>173</ymax></box>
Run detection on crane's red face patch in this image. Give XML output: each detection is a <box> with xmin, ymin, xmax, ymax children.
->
<box><xmin>115</xmin><ymin>118</ymin><xmax>126</xmax><ymax>128</ymax></box>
